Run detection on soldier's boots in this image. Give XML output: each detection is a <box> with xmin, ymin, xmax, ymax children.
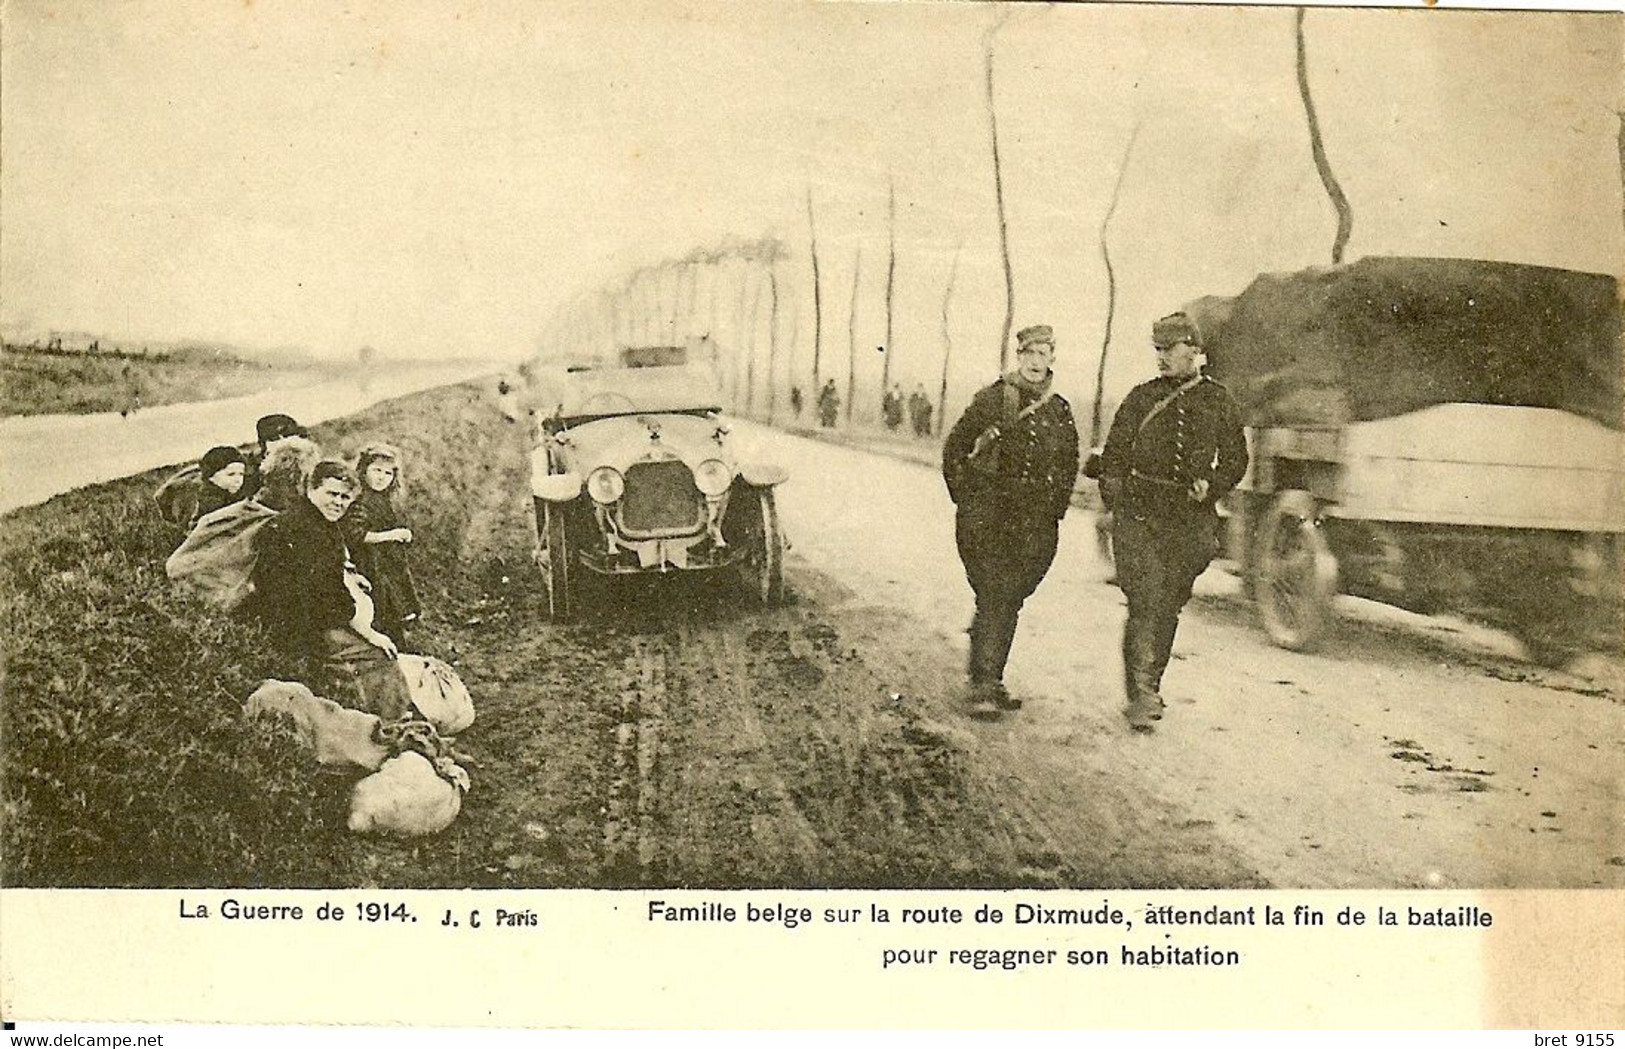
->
<box><xmin>966</xmin><ymin>680</ymin><xmax>1021</xmax><ymax>719</ymax></box>
<box><xmin>1124</xmin><ymin>693</ymin><xmax>1163</xmax><ymax>733</ymax></box>
<box><xmin>967</xmin><ymin>682</ymin><xmax>1002</xmax><ymax>720</ymax></box>
<box><xmin>1123</xmin><ymin>655</ymin><xmax>1165</xmax><ymax>733</ymax></box>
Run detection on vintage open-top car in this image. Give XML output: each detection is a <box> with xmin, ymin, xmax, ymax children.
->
<box><xmin>528</xmin><ymin>347</ymin><xmax>787</xmax><ymax>619</ymax></box>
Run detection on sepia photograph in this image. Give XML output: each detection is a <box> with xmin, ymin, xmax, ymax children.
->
<box><xmin>1</xmin><ymin>0</ymin><xmax>1622</xmax><ymax>1030</ymax></box>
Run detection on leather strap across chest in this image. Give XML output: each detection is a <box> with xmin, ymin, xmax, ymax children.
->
<box><xmin>1003</xmin><ymin>381</ymin><xmax>1055</xmax><ymax>427</ymax></box>
<box><xmin>1134</xmin><ymin>375</ymin><xmax>1204</xmax><ymax>439</ymax></box>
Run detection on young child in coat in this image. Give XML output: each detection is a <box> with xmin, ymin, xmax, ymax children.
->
<box><xmin>189</xmin><ymin>445</ymin><xmax>248</xmax><ymax>530</ymax></box>
<box><xmin>343</xmin><ymin>443</ymin><xmax>422</xmax><ymax>646</ymax></box>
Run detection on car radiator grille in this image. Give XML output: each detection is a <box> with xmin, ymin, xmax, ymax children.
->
<box><xmin>621</xmin><ymin>460</ymin><xmax>703</xmax><ymax>533</ymax></box>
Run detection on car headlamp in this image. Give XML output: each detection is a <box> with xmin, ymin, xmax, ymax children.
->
<box><xmin>586</xmin><ymin>466</ymin><xmax>625</xmax><ymax>504</ymax></box>
<box><xmin>693</xmin><ymin>458</ymin><xmax>732</xmax><ymax>496</ymax></box>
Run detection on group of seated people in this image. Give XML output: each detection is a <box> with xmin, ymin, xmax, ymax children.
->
<box><xmin>166</xmin><ymin>413</ymin><xmax>422</xmax><ymax>718</ymax></box>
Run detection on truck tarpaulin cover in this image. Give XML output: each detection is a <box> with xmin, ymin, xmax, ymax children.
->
<box><xmin>1185</xmin><ymin>257</ymin><xmax>1623</xmax><ymax>431</ymax></box>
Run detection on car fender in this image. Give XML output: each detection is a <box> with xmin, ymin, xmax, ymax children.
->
<box><xmin>533</xmin><ymin>471</ymin><xmax>583</xmax><ymax>502</ymax></box>
<box><xmin>739</xmin><ymin>461</ymin><xmax>788</xmax><ymax>487</ymax></box>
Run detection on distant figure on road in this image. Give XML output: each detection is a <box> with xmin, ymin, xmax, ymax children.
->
<box><xmin>1097</xmin><ymin>312</ymin><xmax>1247</xmax><ymax>733</ymax></box>
<box><xmin>789</xmin><ymin>384</ymin><xmax>805</xmax><ymax>421</ymax></box>
<box><xmin>817</xmin><ymin>379</ymin><xmax>840</xmax><ymax>429</ymax></box>
<box><xmin>497</xmin><ymin>377</ymin><xmax>522</xmax><ymax>423</ymax></box>
<box><xmin>942</xmin><ymin>324</ymin><xmax>1080</xmax><ymax>719</ymax></box>
<box><xmin>909</xmin><ymin>383</ymin><xmax>933</xmax><ymax>438</ymax></box>
<box><xmin>882</xmin><ymin>384</ymin><xmax>904</xmax><ymax>431</ymax></box>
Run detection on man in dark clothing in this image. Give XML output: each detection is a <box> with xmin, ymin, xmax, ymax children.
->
<box><xmin>817</xmin><ymin>379</ymin><xmax>841</xmax><ymax>428</ymax></box>
<box><xmin>943</xmin><ymin>324</ymin><xmax>1080</xmax><ymax>718</ymax></box>
<box><xmin>1097</xmin><ymin>312</ymin><xmax>1248</xmax><ymax>732</ymax></box>
<box><xmin>911</xmin><ymin>383</ymin><xmax>934</xmax><ymax>437</ymax></box>
<box><xmin>882</xmin><ymin>385</ymin><xmax>905</xmax><ymax>430</ymax></box>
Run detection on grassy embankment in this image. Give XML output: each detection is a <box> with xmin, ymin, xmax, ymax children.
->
<box><xmin>1</xmin><ymin>343</ymin><xmax>340</xmax><ymax>416</ymax></box>
<box><xmin>0</xmin><ymin>381</ymin><xmax>536</xmax><ymax>886</ymax></box>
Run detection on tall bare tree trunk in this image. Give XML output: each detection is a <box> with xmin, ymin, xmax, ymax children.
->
<box><xmin>1090</xmin><ymin>123</ymin><xmax>1141</xmax><ymax>449</ymax></box>
<box><xmin>938</xmin><ymin>240</ymin><xmax>962</xmax><ymax>437</ymax></box>
<box><xmin>629</xmin><ymin>272</ymin><xmax>643</xmax><ymax>344</ymax></box>
<box><xmin>745</xmin><ymin>260</ymin><xmax>766</xmax><ymax>415</ymax></box>
<box><xmin>1296</xmin><ymin>8</ymin><xmax>1353</xmax><ymax>264</ymax></box>
<box><xmin>985</xmin><ymin>9</ymin><xmax>1015</xmax><ymax>371</ymax></box>
<box><xmin>766</xmin><ymin>262</ymin><xmax>780</xmax><ymax>423</ymax></box>
<box><xmin>806</xmin><ymin>186</ymin><xmax>824</xmax><ymax>390</ymax></box>
<box><xmin>1617</xmin><ymin>111</ymin><xmax>1624</xmax><ymax>232</ymax></box>
<box><xmin>628</xmin><ymin>272</ymin><xmax>642</xmax><ymax>344</ymax></box>
<box><xmin>708</xmin><ymin>258</ymin><xmax>721</xmax><ymax>344</ymax></box>
<box><xmin>782</xmin><ymin>275</ymin><xmax>800</xmax><ymax>418</ymax></box>
<box><xmin>846</xmin><ymin>246</ymin><xmax>862</xmax><ymax>426</ymax></box>
<box><xmin>882</xmin><ymin>176</ymin><xmax>896</xmax><ymax>393</ymax></box>
<box><xmin>662</xmin><ymin>262</ymin><xmax>678</xmax><ymax>342</ymax></box>
<box><xmin>733</xmin><ymin>257</ymin><xmax>753</xmax><ymax>407</ymax></box>
<box><xmin>644</xmin><ymin>267</ymin><xmax>657</xmax><ymax>342</ymax></box>
<box><xmin>685</xmin><ymin>260</ymin><xmax>701</xmax><ymax>342</ymax></box>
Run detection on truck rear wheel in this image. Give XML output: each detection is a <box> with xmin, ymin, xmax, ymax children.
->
<box><xmin>1256</xmin><ymin>489</ymin><xmax>1339</xmax><ymax>651</ymax></box>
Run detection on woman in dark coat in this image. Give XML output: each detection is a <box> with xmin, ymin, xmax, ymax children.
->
<box><xmin>244</xmin><ymin>460</ymin><xmax>407</xmax><ymax>717</ymax></box>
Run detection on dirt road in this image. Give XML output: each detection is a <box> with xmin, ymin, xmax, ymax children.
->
<box><xmin>743</xmin><ymin>421</ymin><xmax>1625</xmax><ymax>888</ymax></box>
<box><xmin>368</xmin><ymin>413</ymin><xmax>1622</xmax><ymax>890</ymax></box>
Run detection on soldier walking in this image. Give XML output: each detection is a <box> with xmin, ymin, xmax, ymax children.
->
<box><xmin>1097</xmin><ymin>312</ymin><xmax>1247</xmax><ymax>732</ymax></box>
<box><xmin>943</xmin><ymin>324</ymin><xmax>1080</xmax><ymax>719</ymax></box>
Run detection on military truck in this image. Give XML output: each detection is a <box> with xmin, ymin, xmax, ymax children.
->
<box><xmin>1184</xmin><ymin>256</ymin><xmax>1624</xmax><ymax>663</ymax></box>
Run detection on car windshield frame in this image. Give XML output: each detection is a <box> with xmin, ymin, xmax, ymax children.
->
<box><xmin>537</xmin><ymin>361</ymin><xmax>725</xmax><ymax>425</ymax></box>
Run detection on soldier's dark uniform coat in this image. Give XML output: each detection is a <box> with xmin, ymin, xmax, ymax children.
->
<box><xmin>943</xmin><ymin>374</ymin><xmax>1080</xmax><ymax>690</ymax></box>
<box><xmin>1098</xmin><ymin>374</ymin><xmax>1248</xmax><ymax>715</ymax></box>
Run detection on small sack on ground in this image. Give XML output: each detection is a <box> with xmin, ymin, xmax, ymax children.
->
<box><xmin>398</xmin><ymin>654</ymin><xmax>476</xmax><ymax>735</ymax></box>
<box><xmin>348</xmin><ymin>751</ymin><xmax>470</xmax><ymax>836</ymax></box>
<box><xmin>245</xmin><ymin>680</ymin><xmax>389</xmax><ymax>772</ymax></box>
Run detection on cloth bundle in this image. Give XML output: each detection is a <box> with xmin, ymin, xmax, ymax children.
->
<box><xmin>165</xmin><ymin>500</ymin><xmax>278</xmax><ymax>611</ymax></box>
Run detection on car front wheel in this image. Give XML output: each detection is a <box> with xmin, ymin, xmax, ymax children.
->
<box><xmin>540</xmin><ymin>500</ymin><xmax>574</xmax><ymax>621</ymax></box>
<box><xmin>730</xmin><ymin>487</ymin><xmax>785</xmax><ymax>606</ymax></box>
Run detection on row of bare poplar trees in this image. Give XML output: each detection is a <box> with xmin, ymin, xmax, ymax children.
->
<box><xmin>541</xmin><ymin>6</ymin><xmax>1354</xmax><ymax>444</ymax></box>
<box><xmin>541</xmin><ymin>191</ymin><xmax>952</xmax><ymax>435</ymax></box>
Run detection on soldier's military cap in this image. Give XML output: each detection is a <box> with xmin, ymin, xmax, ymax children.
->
<box><xmin>1152</xmin><ymin>312</ymin><xmax>1203</xmax><ymax>349</ymax></box>
<box><xmin>1016</xmin><ymin>324</ymin><xmax>1055</xmax><ymax>351</ymax></box>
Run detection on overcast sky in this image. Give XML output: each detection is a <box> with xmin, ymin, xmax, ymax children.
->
<box><xmin>3</xmin><ymin>0</ymin><xmax>1620</xmax><ymax>406</ymax></box>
